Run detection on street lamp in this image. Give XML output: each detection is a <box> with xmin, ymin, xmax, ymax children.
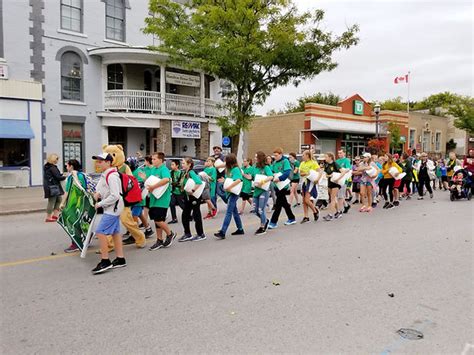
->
<box><xmin>374</xmin><ymin>103</ymin><xmax>381</xmax><ymax>139</ymax></box>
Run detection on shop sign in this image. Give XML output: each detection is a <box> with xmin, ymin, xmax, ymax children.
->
<box><xmin>171</xmin><ymin>120</ymin><xmax>201</xmax><ymax>139</ymax></box>
<box><xmin>353</xmin><ymin>100</ymin><xmax>364</xmax><ymax>115</ymax></box>
<box><xmin>300</xmin><ymin>144</ymin><xmax>310</xmax><ymax>150</ymax></box>
<box><xmin>63</xmin><ymin>128</ymin><xmax>82</xmax><ymax>139</ymax></box>
<box><xmin>166</xmin><ymin>72</ymin><xmax>200</xmax><ymax>87</ymax></box>
<box><xmin>344</xmin><ymin>134</ymin><xmax>368</xmax><ymax>141</ymax></box>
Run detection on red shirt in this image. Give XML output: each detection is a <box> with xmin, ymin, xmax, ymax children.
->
<box><xmin>464</xmin><ymin>157</ymin><xmax>474</xmax><ymax>174</ymax></box>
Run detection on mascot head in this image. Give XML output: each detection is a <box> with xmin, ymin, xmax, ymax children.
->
<box><xmin>102</xmin><ymin>144</ymin><xmax>131</xmax><ymax>174</ymax></box>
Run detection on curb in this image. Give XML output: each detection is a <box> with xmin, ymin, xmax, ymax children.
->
<box><xmin>0</xmin><ymin>208</ymin><xmax>46</xmax><ymax>216</ymax></box>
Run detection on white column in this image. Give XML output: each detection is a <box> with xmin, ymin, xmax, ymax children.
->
<box><xmin>200</xmin><ymin>72</ymin><xmax>205</xmax><ymax>118</ymax></box>
<box><xmin>160</xmin><ymin>65</ymin><xmax>166</xmax><ymax>114</ymax></box>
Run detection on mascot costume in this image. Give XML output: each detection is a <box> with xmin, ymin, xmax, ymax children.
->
<box><xmin>102</xmin><ymin>144</ymin><xmax>146</xmax><ymax>250</ymax></box>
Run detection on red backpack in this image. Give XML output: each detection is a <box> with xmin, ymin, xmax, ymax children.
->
<box><xmin>106</xmin><ymin>169</ymin><xmax>142</xmax><ymax>207</ymax></box>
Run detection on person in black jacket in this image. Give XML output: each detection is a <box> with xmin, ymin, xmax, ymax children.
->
<box><xmin>43</xmin><ymin>153</ymin><xmax>66</xmax><ymax>222</ymax></box>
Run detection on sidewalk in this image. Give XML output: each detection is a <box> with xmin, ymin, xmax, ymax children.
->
<box><xmin>0</xmin><ymin>187</ymin><xmax>46</xmax><ymax>215</ymax></box>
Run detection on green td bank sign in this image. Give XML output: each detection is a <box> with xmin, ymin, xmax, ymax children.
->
<box><xmin>353</xmin><ymin>100</ymin><xmax>364</xmax><ymax>115</ymax></box>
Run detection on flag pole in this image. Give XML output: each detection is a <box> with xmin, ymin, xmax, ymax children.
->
<box><xmin>407</xmin><ymin>71</ymin><xmax>411</xmax><ymax>116</ymax></box>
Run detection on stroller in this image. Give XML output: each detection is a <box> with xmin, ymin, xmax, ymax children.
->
<box><xmin>449</xmin><ymin>168</ymin><xmax>472</xmax><ymax>201</ymax></box>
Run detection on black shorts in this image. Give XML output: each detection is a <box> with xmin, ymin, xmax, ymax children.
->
<box><xmin>352</xmin><ymin>181</ymin><xmax>361</xmax><ymax>193</ymax></box>
<box><xmin>145</xmin><ymin>196</ymin><xmax>150</xmax><ymax>208</ymax></box>
<box><xmin>328</xmin><ymin>181</ymin><xmax>341</xmax><ymax>189</ymax></box>
<box><xmin>291</xmin><ymin>178</ymin><xmax>300</xmax><ymax>184</ymax></box>
<box><xmin>240</xmin><ymin>192</ymin><xmax>252</xmax><ymax>201</ymax></box>
<box><xmin>149</xmin><ymin>207</ymin><xmax>167</xmax><ymax>222</ymax></box>
<box><xmin>441</xmin><ymin>176</ymin><xmax>448</xmax><ymax>182</ymax></box>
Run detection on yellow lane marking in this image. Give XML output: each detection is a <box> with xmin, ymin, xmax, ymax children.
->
<box><xmin>1</xmin><ymin>211</ymin><xmax>304</xmax><ymax>268</ymax></box>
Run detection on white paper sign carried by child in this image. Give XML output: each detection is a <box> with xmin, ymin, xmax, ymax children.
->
<box><xmin>224</xmin><ymin>178</ymin><xmax>243</xmax><ymax>195</ymax></box>
<box><xmin>143</xmin><ymin>175</ymin><xmax>168</xmax><ymax>199</ymax></box>
<box><xmin>253</xmin><ymin>174</ymin><xmax>271</xmax><ymax>191</ymax></box>
<box><xmin>273</xmin><ymin>172</ymin><xmax>290</xmax><ymax>190</ymax></box>
<box><xmin>184</xmin><ymin>178</ymin><xmax>205</xmax><ymax>198</ymax></box>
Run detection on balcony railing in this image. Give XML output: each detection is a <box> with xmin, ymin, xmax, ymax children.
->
<box><xmin>104</xmin><ymin>90</ymin><xmax>224</xmax><ymax>118</ymax></box>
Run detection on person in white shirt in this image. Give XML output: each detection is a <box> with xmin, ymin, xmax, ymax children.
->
<box><xmin>91</xmin><ymin>153</ymin><xmax>126</xmax><ymax>275</ymax></box>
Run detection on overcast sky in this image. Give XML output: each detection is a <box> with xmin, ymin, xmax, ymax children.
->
<box><xmin>256</xmin><ymin>0</ymin><xmax>473</xmax><ymax>115</ymax></box>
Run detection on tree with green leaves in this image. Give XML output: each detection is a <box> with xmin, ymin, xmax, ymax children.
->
<box><xmin>448</xmin><ymin>99</ymin><xmax>474</xmax><ymax>135</ymax></box>
<box><xmin>380</xmin><ymin>97</ymin><xmax>410</xmax><ymax>111</ymax></box>
<box><xmin>144</xmin><ymin>0</ymin><xmax>359</xmax><ymax>152</ymax></box>
<box><xmin>284</xmin><ymin>92</ymin><xmax>341</xmax><ymax>113</ymax></box>
<box><xmin>388</xmin><ymin>122</ymin><xmax>402</xmax><ymax>153</ymax></box>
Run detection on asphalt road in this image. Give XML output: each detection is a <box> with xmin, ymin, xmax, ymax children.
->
<box><xmin>1</xmin><ymin>192</ymin><xmax>473</xmax><ymax>354</ymax></box>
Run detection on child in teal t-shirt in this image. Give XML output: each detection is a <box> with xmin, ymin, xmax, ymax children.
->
<box><xmin>239</xmin><ymin>158</ymin><xmax>254</xmax><ymax>214</ymax></box>
<box><xmin>203</xmin><ymin>157</ymin><xmax>218</xmax><ymax>219</ymax></box>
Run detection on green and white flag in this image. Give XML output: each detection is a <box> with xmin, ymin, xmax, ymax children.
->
<box><xmin>57</xmin><ymin>180</ymin><xmax>96</xmax><ymax>253</ymax></box>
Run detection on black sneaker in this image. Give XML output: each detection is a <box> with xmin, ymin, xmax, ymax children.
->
<box><xmin>393</xmin><ymin>200</ymin><xmax>400</xmax><ymax>206</ymax></box>
<box><xmin>168</xmin><ymin>219</ymin><xmax>178</xmax><ymax>224</ymax></box>
<box><xmin>255</xmin><ymin>227</ymin><xmax>266</xmax><ymax>236</ymax></box>
<box><xmin>352</xmin><ymin>199</ymin><xmax>360</xmax><ymax>205</ymax></box>
<box><xmin>163</xmin><ymin>232</ymin><xmax>176</xmax><ymax>247</ymax></box>
<box><xmin>214</xmin><ymin>231</ymin><xmax>226</xmax><ymax>240</ymax></box>
<box><xmin>122</xmin><ymin>232</ymin><xmax>131</xmax><ymax>239</ymax></box>
<box><xmin>111</xmin><ymin>257</ymin><xmax>127</xmax><ymax>269</ymax></box>
<box><xmin>386</xmin><ymin>203</ymin><xmax>394</xmax><ymax>209</ymax></box>
<box><xmin>122</xmin><ymin>236</ymin><xmax>135</xmax><ymax>245</ymax></box>
<box><xmin>430</xmin><ymin>193</ymin><xmax>433</xmax><ymax>199</ymax></box>
<box><xmin>382</xmin><ymin>202</ymin><xmax>390</xmax><ymax>209</ymax></box>
<box><xmin>300</xmin><ymin>217</ymin><xmax>310</xmax><ymax>224</ymax></box>
<box><xmin>313</xmin><ymin>210</ymin><xmax>319</xmax><ymax>222</ymax></box>
<box><xmin>91</xmin><ymin>259</ymin><xmax>112</xmax><ymax>274</ymax></box>
<box><xmin>144</xmin><ymin>228</ymin><xmax>154</xmax><ymax>238</ymax></box>
<box><xmin>178</xmin><ymin>234</ymin><xmax>194</xmax><ymax>242</ymax></box>
<box><xmin>417</xmin><ymin>196</ymin><xmax>424</xmax><ymax>200</ymax></box>
<box><xmin>343</xmin><ymin>204</ymin><xmax>351</xmax><ymax>214</ymax></box>
<box><xmin>149</xmin><ymin>239</ymin><xmax>164</xmax><ymax>251</ymax></box>
<box><xmin>406</xmin><ymin>195</ymin><xmax>411</xmax><ymax>200</ymax></box>
<box><xmin>323</xmin><ymin>214</ymin><xmax>333</xmax><ymax>222</ymax></box>
<box><xmin>191</xmin><ymin>234</ymin><xmax>207</xmax><ymax>242</ymax></box>
<box><xmin>263</xmin><ymin>219</ymin><xmax>269</xmax><ymax>232</ymax></box>
<box><xmin>334</xmin><ymin>211</ymin><xmax>343</xmax><ymax>219</ymax></box>
<box><xmin>231</xmin><ymin>229</ymin><xmax>245</xmax><ymax>236</ymax></box>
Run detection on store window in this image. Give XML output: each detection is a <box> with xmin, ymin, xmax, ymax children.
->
<box><xmin>108</xmin><ymin>127</ymin><xmax>127</xmax><ymax>154</ymax></box>
<box><xmin>107</xmin><ymin>64</ymin><xmax>123</xmax><ymax>90</ymax></box>
<box><xmin>105</xmin><ymin>0</ymin><xmax>125</xmax><ymax>42</ymax></box>
<box><xmin>63</xmin><ymin>123</ymin><xmax>83</xmax><ymax>169</ymax></box>
<box><xmin>61</xmin><ymin>0</ymin><xmax>82</xmax><ymax>33</ymax></box>
<box><xmin>61</xmin><ymin>52</ymin><xmax>82</xmax><ymax>101</ymax></box>
<box><xmin>0</xmin><ymin>139</ymin><xmax>30</xmax><ymax>167</ymax></box>
<box><xmin>435</xmin><ymin>132</ymin><xmax>442</xmax><ymax>152</ymax></box>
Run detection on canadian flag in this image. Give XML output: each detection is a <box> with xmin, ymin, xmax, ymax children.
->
<box><xmin>394</xmin><ymin>74</ymin><xmax>409</xmax><ymax>84</ymax></box>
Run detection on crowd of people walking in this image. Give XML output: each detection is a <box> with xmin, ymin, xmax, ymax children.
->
<box><xmin>44</xmin><ymin>147</ymin><xmax>474</xmax><ymax>275</ymax></box>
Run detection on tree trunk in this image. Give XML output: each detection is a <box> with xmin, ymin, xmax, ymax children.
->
<box><xmin>231</xmin><ymin>134</ymin><xmax>240</xmax><ymax>155</ymax></box>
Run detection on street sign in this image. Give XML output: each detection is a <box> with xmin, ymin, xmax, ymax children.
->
<box><xmin>300</xmin><ymin>144</ymin><xmax>310</xmax><ymax>151</ymax></box>
<box><xmin>222</xmin><ymin>136</ymin><xmax>231</xmax><ymax>147</ymax></box>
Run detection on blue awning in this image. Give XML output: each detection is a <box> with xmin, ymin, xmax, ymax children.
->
<box><xmin>0</xmin><ymin>119</ymin><xmax>35</xmax><ymax>139</ymax></box>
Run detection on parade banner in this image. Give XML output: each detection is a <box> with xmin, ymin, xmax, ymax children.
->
<box><xmin>57</xmin><ymin>181</ymin><xmax>96</xmax><ymax>252</ymax></box>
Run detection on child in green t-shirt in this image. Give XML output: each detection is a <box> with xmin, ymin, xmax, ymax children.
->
<box><xmin>239</xmin><ymin>158</ymin><xmax>254</xmax><ymax>214</ymax></box>
<box><xmin>203</xmin><ymin>157</ymin><xmax>218</xmax><ymax>219</ymax></box>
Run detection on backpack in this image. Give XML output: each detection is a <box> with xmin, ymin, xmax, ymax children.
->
<box><xmin>106</xmin><ymin>169</ymin><xmax>142</xmax><ymax>207</ymax></box>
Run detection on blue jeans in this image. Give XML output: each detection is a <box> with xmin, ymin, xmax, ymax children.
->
<box><xmin>215</xmin><ymin>181</ymin><xmax>228</xmax><ymax>205</ymax></box>
<box><xmin>253</xmin><ymin>191</ymin><xmax>269</xmax><ymax>226</ymax></box>
<box><xmin>220</xmin><ymin>193</ymin><xmax>242</xmax><ymax>234</ymax></box>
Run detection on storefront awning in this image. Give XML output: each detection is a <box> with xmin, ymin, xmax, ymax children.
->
<box><xmin>310</xmin><ymin>117</ymin><xmax>375</xmax><ymax>134</ymax></box>
<box><xmin>0</xmin><ymin>119</ymin><xmax>35</xmax><ymax>139</ymax></box>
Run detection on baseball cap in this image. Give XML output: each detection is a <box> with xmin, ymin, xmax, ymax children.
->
<box><xmin>362</xmin><ymin>152</ymin><xmax>371</xmax><ymax>158</ymax></box>
<box><xmin>92</xmin><ymin>153</ymin><xmax>113</xmax><ymax>162</ymax></box>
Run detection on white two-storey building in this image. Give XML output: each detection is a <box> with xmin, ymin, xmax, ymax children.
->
<box><xmin>1</xmin><ymin>0</ymin><xmax>225</xmax><ymax>185</ymax></box>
